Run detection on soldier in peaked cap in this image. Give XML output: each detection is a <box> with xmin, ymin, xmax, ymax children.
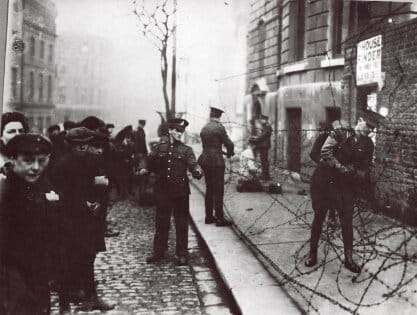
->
<box><xmin>198</xmin><ymin>107</ymin><xmax>234</xmax><ymax>226</ymax></box>
<box><xmin>306</xmin><ymin>118</ymin><xmax>375</xmax><ymax>274</ymax></box>
<box><xmin>141</xmin><ymin>118</ymin><xmax>203</xmax><ymax>266</ymax></box>
<box><xmin>0</xmin><ymin>133</ymin><xmax>61</xmax><ymax>315</ymax></box>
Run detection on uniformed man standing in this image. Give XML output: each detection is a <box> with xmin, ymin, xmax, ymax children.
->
<box><xmin>306</xmin><ymin>118</ymin><xmax>376</xmax><ymax>273</ymax></box>
<box><xmin>198</xmin><ymin>107</ymin><xmax>234</xmax><ymax>226</ymax></box>
<box><xmin>143</xmin><ymin>118</ymin><xmax>203</xmax><ymax>266</ymax></box>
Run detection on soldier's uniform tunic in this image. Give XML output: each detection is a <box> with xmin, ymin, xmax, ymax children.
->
<box><xmin>309</xmin><ymin>132</ymin><xmax>374</xmax><ymax>253</ymax></box>
<box><xmin>198</xmin><ymin>119</ymin><xmax>234</xmax><ymax>221</ymax></box>
<box><xmin>147</xmin><ymin>136</ymin><xmax>201</xmax><ymax>257</ymax></box>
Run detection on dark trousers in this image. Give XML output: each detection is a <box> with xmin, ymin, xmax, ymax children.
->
<box><xmin>60</xmin><ymin>250</ymin><xmax>97</xmax><ymax>304</ymax></box>
<box><xmin>309</xmin><ymin>186</ymin><xmax>355</xmax><ymax>252</ymax></box>
<box><xmin>255</xmin><ymin>148</ymin><xmax>270</xmax><ymax>179</ymax></box>
<box><xmin>0</xmin><ymin>268</ymin><xmax>50</xmax><ymax>315</ymax></box>
<box><xmin>202</xmin><ymin>166</ymin><xmax>225</xmax><ymax>220</ymax></box>
<box><xmin>153</xmin><ymin>195</ymin><xmax>189</xmax><ymax>257</ymax></box>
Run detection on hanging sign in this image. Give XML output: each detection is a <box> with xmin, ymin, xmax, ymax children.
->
<box><xmin>356</xmin><ymin>35</ymin><xmax>382</xmax><ymax>86</ymax></box>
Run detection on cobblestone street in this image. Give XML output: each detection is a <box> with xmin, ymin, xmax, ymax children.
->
<box><xmin>51</xmin><ymin>198</ymin><xmax>237</xmax><ymax>315</ymax></box>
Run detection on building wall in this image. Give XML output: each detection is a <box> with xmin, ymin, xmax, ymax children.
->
<box><xmin>3</xmin><ymin>0</ymin><xmax>57</xmax><ymax>133</ymax></box>
<box><xmin>343</xmin><ymin>16</ymin><xmax>417</xmax><ymax>222</ymax></box>
<box><xmin>246</xmin><ymin>0</ymin><xmax>346</xmax><ymax>176</ymax></box>
<box><xmin>247</xmin><ymin>0</ymin><xmax>280</xmax><ymax>91</ymax></box>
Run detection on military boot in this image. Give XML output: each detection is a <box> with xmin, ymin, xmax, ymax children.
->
<box><xmin>305</xmin><ymin>250</ymin><xmax>317</xmax><ymax>267</ymax></box>
<box><xmin>344</xmin><ymin>249</ymin><xmax>361</xmax><ymax>273</ymax></box>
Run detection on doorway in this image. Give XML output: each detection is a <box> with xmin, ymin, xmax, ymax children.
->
<box><xmin>286</xmin><ymin>108</ymin><xmax>302</xmax><ymax>172</ymax></box>
<box><xmin>325</xmin><ymin>106</ymin><xmax>341</xmax><ymax>125</ymax></box>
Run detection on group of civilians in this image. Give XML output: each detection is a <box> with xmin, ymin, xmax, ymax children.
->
<box><xmin>0</xmin><ymin>111</ymin><xmax>148</xmax><ymax>314</ymax></box>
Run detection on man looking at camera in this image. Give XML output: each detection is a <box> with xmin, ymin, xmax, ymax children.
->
<box><xmin>141</xmin><ymin>118</ymin><xmax>203</xmax><ymax>266</ymax></box>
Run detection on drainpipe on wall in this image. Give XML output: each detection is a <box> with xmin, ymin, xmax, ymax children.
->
<box><xmin>0</xmin><ymin>0</ymin><xmax>10</xmax><ymax>119</ymax></box>
<box><xmin>274</xmin><ymin>0</ymin><xmax>283</xmax><ymax>164</ymax></box>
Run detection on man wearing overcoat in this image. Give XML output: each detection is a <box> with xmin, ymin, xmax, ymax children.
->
<box><xmin>144</xmin><ymin>118</ymin><xmax>203</xmax><ymax>266</ymax></box>
<box><xmin>198</xmin><ymin>107</ymin><xmax>234</xmax><ymax>226</ymax></box>
<box><xmin>48</xmin><ymin>127</ymin><xmax>115</xmax><ymax>312</ymax></box>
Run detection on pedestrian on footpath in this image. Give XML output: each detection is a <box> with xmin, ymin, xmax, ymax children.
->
<box><xmin>141</xmin><ymin>118</ymin><xmax>203</xmax><ymax>266</ymax></box>
<box><xmin>306</xmin><ymin>118</ymin><xmax>376</xmax><ymax>273</ymax></box>
<box><xmin>250</xmin><ymin>114</ymin><xmax>272</xmax><ymax>181</ymax></box>
<box><xmin>0</xmin><ymin>134</ymin><xmax>59</xmax><ymax>315</ymax></box>
<box><xmin>49</xmin><ymin>127</ymin><xmax>115</xmax><ymax>313</ymax></box>
<box><xmin>198</xmin><ymin>107</ymin><xmax>234</xmax><ymax>226</ymax></box>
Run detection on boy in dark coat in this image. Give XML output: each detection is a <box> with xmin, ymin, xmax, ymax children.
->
<box><xmin>0</xmin><ymin>134</ymin><xmax>59</xmax><ymax>315</ymax></box>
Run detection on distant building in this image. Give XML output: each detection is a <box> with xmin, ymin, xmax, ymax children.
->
<box><xmin>55</xmin><ymin>32</ymin><xmax>113</xmax><ymax>123</ymax></box>
<box><xmin>3</xmin><ymin>0</ymin><xmax>58</xmax><ymax>132</ymax></box>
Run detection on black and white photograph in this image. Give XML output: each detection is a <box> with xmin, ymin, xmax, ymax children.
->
<box><xmin>1</xmin><ymin>0</ymin><xmax>417</xmax><ymax>314</ymax></box>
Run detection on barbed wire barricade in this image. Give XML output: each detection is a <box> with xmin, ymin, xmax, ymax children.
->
<box><xmin>187</xmin><ymin>8</ymin><xmax>417</xmax><ymax>314</ymax></box>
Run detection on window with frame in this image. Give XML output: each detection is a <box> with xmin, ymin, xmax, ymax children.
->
<box><xmin>30</xmin><ymin>36</ymin><xmax>35</xmax><ymax>57</ymax></box>
<box><xmin>289</xmin><ymin>0</ymin><xmax>305</xmax><ymax>62</ymax></box>
<box><xmin>11</xmin><ymin>67</ymin><xmax>18</xmax><ymax>98</ymax></box>
<box><xmin>29</xmin><ymin>71</ymin><xmax>34</xmax><ymax>100</ymax></box>
<box><xmin>40</xmin><ymin>40</ymin><xmax>45</xmax><ymax>59</ymax></box>
<box><xmin>257</xmin><ymin>19</ymin><xmax>266</xmax><ymax>76</ymax></box>
<box><xmin>47</xmin><ymin>75</ymin><xmax>53</xmax><ymax>102</ymax></box>
<box><xmin>48</xmin><ymin>44</ymin><xmax>53</xmax><ymax>62</ymax></box>
<box><xmin>39</xmin><ymin>73</ymin><xmax>44</xmax><ymax>102</ymax></box>
<box><xmin>332</xmin><ymin>0</ymin><xmax>343</xmax><ymax>56</ymax></box>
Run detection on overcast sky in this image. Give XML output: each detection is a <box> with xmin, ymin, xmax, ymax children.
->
<box><xmin>53</xmin><ymin>0</ymin><xmax>248</xmax><ymax>135</ymax></box>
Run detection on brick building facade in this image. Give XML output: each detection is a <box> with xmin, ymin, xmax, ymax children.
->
<box><xmin>3</xmin><ymin>0</ymin><xmax>57</xmax><ymax>132</ymax></box>
<box><xmin>343</xmin><ymin>4</ymin><xmax>417</xmax><ymax>221</ymax></box>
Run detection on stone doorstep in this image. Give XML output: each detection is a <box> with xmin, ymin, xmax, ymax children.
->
<box><xmin>189</xmin><ymin>184</ymin><xmax>301</xmax><ymax>315</ymax></box>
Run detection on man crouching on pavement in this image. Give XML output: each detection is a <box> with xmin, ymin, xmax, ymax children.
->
<box><xmin>140</xmin><ymin>118</ymin><xmax>203</xmax><ymax>266</ymax></box>
<box><xmin>0</xmin><ymin>134</ymin><xmax>59</xmax><ymax>314</ymax></box>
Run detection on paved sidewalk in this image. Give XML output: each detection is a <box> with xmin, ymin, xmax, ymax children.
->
<box><xmin>189</xmin><ymin>187</ymin><xmax>300</xmax><ymax>315</ymax></box>
<box><xmin>189</xmin><ymin>169</ymin><xmax>417</xmax><ymax>315</ymax></box>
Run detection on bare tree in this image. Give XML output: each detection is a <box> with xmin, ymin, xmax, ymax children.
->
<box><xmin>132</xmin><ymin>0</ymin><xmax>177</xmax><ymax>121</ymax></box>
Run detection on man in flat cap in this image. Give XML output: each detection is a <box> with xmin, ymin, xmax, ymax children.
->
<box><xmin>250</xmin><ymin>114</ymin><xmax>272</xmax><ymax>180</ymax></box>
<box><xmin>49</xmin><ymin>127</ymin><xmax>115</xmax><ymax>312</ymax></box>
<box><xmin>306</xmin><ymin>118</ymin><xmax>376</xmax><ymax>274</ymax></box>
<box><xmin>141</xmin><ymin>118</ymin><xmax>203</xmax><ymax>266</ymax></box>
<box><xmin>198</xmin><ymin>107</ymin><xmax>234</xmax><ymax>226</ymax></box>
<box><xmin>0</xmin><ymin>134</ymin><xmax>61</xmax><ymax>314</ymax></box>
